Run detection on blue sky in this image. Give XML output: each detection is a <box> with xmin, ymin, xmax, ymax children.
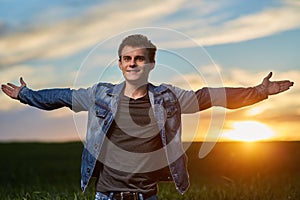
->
<box><xmin>0</xmin><ymin>0</ymin><xmax>299</xmax><ymax>142</ymax></box>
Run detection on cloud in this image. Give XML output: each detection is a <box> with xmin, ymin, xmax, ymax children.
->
<box><xmin>0</xmin><ymin>108</ymin><xmax>79</xmax><ymax>142</ymax></box>
<box><xmin>0</xmin><ymin>0</ymin><xmax>185</xmax><ymax>68</ymax></box>
<box><xmin>0</xmin><ymin>64</ymin><xmax>76</xmax><ymax>111</ymax></box>
<box><xmin>159</xmin><ymin>0</ymin><xmax>300</xmax><ymax>47</ymax></box>
<box><xmin>199</xmin><ymin>3</ymin><xmax>300</xmax><ymax>45</ymax></box>
<box><xmin>3</xmin><ymin>0</ymin><xmax>300</xmax><ymax>69</ymax></box>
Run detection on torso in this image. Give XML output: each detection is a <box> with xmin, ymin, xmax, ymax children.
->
<box><xmin>96</xmin><ymin>92</ymin><xmax>168</xmax><ymax>193</ymax></box>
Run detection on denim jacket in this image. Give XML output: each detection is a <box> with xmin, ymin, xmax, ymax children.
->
<box><xmin>18</xmin><ymin>81</ymin><xmax>268</xmax><ymax>194</ymax></box>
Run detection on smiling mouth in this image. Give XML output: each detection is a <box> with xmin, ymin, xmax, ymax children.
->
<box><xmin>126</xmin><ymin>69</ymin><xmax>140</xmax><ymax>72</ymax></box>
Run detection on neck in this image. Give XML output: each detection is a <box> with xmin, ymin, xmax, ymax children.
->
<box><xmin>124</xmin><ymin>82</ymin><xmax>148</xmax><ymax>99</ymax></box>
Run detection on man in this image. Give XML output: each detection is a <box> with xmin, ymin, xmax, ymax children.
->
<box><xmin>1</xmin><ymin>34</ymin><xmax>294</xmax><ymax>200</ymax></box>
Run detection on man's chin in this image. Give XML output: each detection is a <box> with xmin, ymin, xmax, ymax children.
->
<box><xmin>125</xmin><ymin>78</ymin><xmax>148</xmax><ymax>86</ymax></box>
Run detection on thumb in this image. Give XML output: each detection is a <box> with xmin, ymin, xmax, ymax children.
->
<box><xmin>264</xmin><ymin>72</ymin><xmax>272</xmax><ymax>80</ymax></box>
<box><xmin>20</xmin><ymin>77</ymin><xmax>26</xmax><ymax>87</ymax></box>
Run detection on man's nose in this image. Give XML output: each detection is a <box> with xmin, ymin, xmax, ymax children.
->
<box><xmin>129</xmin><ymin>59</ymin><xmax>137</xmax><ymax>67</ymax></box>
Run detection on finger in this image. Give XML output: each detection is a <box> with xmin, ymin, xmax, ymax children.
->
<box><xmin>2</xmin><ymin>84</ymin><xmax>13</xmax><ymax>92</ymax></box>
<box><xmin>279</xmin><ymin>86</ymin><xmax>290</xmax><ymax>93</ymax></box>
<box><xmin>20</xmin><ymin>77</ymin><xmax>26</xmax><ymax>86</ymax></box>
<box><xmin>277</xmin><ymin>80</ymin><xmax>294</xmax><ymax>87</ymax></box>
<box><xmin>1</xmin><ymin>85</ymin><xmax>13</xmax><ymax>96</ymax></box>
<box><xmin>1</xmin><ymin>85</ymin><xmax>7</xmax><ymax>93</ymax></box>
<box><xmin>1</xmin><ymin>84</ymin><xmax>7</xmax><ymax>90</ymax></box>
<box><xmin>279</xmin><ymin>83</ymin><xmax>293</xmax><ymax>91</ymax></box>
<box><xmin>287</xmin><ymin>81</ymin><xmax>294</xmax><ymax>87</ymax></box>
<box><xmin>265</xmin><ymin>72</ymin><xmax>272</xmax><ymax>80</ymax></box>
<box><xmin>7</xmin><ymin>83</ymin><xmax>18</xmax><ymax>89</ymax></box>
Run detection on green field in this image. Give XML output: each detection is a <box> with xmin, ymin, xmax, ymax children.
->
<box><xmin>1</xmin><ymin>142</ymin><xmax>299</xmax><ymax>199</ymax></box>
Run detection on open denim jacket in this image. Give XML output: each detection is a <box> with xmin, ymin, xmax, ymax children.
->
<box><xmin>18</xmin><ymin>81</ymin><xmax>267</xmax><ymax>194</ymax></box>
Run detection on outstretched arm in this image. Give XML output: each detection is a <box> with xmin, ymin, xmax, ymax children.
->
<box><xmin>173</xmin><ymin>72</ymin><xmax>294</xmax><ymax>113</ymax></box>
<box><xmin>1</xmin><ymin>77</ymin><xmax>74</xmax><ymax>110</ymax></box>
<box><xmin>1</xmin><ymin>77</ymin><xmax>92</xmax><ymax>112</ymax></box>
<box><xmin>1</xmin><ymin>77</ymin><xmax>26</xmax><ymax>100</ymax></box>
<box><xmin>205</xmin><ymin>71</ymin><xmax>294</xmax><ymax>109</ymax></box>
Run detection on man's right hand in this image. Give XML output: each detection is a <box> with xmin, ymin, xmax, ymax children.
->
<box><xmin>1</xmin><ymin>77</ymin><xmax>27</xmax><ymax>100</ymax></box>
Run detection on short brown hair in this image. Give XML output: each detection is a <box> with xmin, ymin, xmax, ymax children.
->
<box><xmin>118</xmin><ymin>34</ymin><xmax>157</xmax><ymax>62</ymax></box>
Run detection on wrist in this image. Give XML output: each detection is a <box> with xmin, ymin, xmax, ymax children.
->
<box><xmin>17</xmin><ymin>86</ymin><xmax>28</xmax><ymax>101</ymax></box>
<box><xmin>255</xmin><ymin>84</ymin><xmax>268</xmax><ymax>99</ymax></box>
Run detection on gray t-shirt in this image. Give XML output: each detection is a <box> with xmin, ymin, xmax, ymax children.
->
<box><xmin>96</xmin><ymin>92</ymin><xmax>168</xmax><ymax>194</ymax></box>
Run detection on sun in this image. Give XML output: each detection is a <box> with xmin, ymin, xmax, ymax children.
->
<box><xmin>222</xmin><ymin>121</ymin><xmax>275</xmax><ymax>142</ymax></box>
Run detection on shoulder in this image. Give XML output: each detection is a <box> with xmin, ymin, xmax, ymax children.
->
<box><xmin>91</xmin><ymin>82</ymin><xmax>116</xmax><ymax>92</ymax></box>
<box><xmin>149</xmin><ymin>83</ymin><xmax>186</xmax><ymax>98</ymax></box>
<box><xmin>160</xmin><ymin>83</ymin><xmax>188</xmax><ymax>94</ymax></box>
<box><xmin>149</xmin><ymin>83</ymin><xmax>171</xmax><ymax>94</ymax></box>
<box><xmin>93</xmin><ymin>81</ymin><xmax>125</xmax><ymax>96</ymax></box>
<box><xmin>95</xmin><ymin>82</ymin><xmax>115</xmax><ymax>88</ymax></box>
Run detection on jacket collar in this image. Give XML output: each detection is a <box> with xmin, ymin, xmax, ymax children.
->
<box><xmin>105</xmin><ymin>81</ymin><xmax>125</xmax><ymax>96</ymax></box>
<box><xmin>105</xmin><ymin>81</ymin><xmax>169</xmax><ymax>96</ymax></box>
<box><xmin>148</xmin><ymin>82</ymin><xmax>168</xmax><ymax>94</ymax></box>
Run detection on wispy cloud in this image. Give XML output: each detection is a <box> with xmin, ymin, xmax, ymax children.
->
<box><xmin>155</xmin><ymin>0</ymin><xmax>300</xmax><ymax>47</ymax></box>
<box><xmin>2</xmin><ymin>0</ymin><xmax>300</xmax><ymax>68</ymax></box>
<box><xmin>197</xmin><ymin>1</ymin><xmax>300</xmax><ymax>45</ymax></box>
<box><xmin>0</xmin><ymin>0</ymin><xmax>185</xmax><ymax>68</ymax></box>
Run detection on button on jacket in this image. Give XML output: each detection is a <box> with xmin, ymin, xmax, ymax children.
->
<box><xmin>18</xmin><ymin>81</ymin><xmax>268</xmax><ymax>194</ymax></box>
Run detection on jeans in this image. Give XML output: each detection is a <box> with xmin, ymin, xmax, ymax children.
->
<box><xmin>94</xmin><ymin>191</ymin><xmax>158</xmax><ymax>200</ymax></box>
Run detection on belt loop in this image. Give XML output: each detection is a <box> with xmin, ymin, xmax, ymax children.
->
<box><xmin>138</xmin><ymin>193</ymin><xmax>144</xmax><ymax>200</ymax></box>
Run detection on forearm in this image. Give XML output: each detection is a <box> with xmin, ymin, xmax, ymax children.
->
<box><xmin>196</xmin><ymin>84</ymin><xmax>268</xmax><ymax>110</ymax></box>
<box><xmin>18</xmin><ymin>86</ymin><xmax>73</xmax><ymax>110</ymax></box>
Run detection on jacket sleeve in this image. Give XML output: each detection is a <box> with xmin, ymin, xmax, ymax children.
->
<box><xmin>167</xmin><ymin>84</ymin><xmax>268</xmax><ymax>113</ymax></box>
<box><xmin>196</xmin><ymin>84</ymin><xmax>268</xmax><ymax>110</ymax></box>
<box><xmin>18</xmin><ymin>86</ymin><xmax>95</xmax><ymax>112</ymax></box>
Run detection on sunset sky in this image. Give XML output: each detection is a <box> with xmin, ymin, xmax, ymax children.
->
<box><xmin>0</xmin><ymin>0</ymin><xmax>299</xmax><ymax>143</ymax></box>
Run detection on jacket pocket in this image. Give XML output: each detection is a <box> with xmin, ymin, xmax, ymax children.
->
<box><xmin>94</xmin><ymin>102</ymin><xmax>109</xmax><ymax>118</ymax></box>
<box><xmin>164</xmin><ymin>101</ymin><xmax>178</xmax><ymax>118</ymax></box>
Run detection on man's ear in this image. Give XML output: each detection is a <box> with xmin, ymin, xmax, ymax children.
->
<box><xmin>118</xmin><ymin>60</ymin><xmax>122</xmax><ymax>70</ymax></box>
<box><xmin>149</xmin><ymin>62</ymin><xmax>155</xmax><ymax>70</ymax></box>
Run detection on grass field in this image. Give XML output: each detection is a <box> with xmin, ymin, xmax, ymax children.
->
<box><xmin>1</xmin><ymin>142</ymin><xmax>299</xmax><ymax>199</ymax></box>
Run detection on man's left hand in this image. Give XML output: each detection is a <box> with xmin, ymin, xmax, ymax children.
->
<box><xmin>262</xmin><ymin>72</ymin><xmax>294</xmax><ymax>95</ymax></box>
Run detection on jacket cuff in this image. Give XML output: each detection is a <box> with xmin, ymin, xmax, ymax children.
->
<box><xmin>255</xmin><ymin>84</ymin><xmax>268</xmax><ymax>99</ymax></box>
<box><xmin>17</xmin><ymin>86</ymin><xmax>29</xmax><ymax>104</ymax></box>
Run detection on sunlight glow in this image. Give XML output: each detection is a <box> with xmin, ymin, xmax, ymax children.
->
<box><xmin>222</xmin><ymin>121</ymin><xmax>275</xmax><ymax>142</ymax></box>
<box><xmin>246</xmin><ymin>107</ymin><xmax>264</xmax><ymax>116</ymax></box>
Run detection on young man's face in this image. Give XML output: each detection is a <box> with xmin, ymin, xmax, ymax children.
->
<box><xmin>119</xmin><ymin>45</ymin><xmax>154</xmax><ymax>86</ymax></box>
